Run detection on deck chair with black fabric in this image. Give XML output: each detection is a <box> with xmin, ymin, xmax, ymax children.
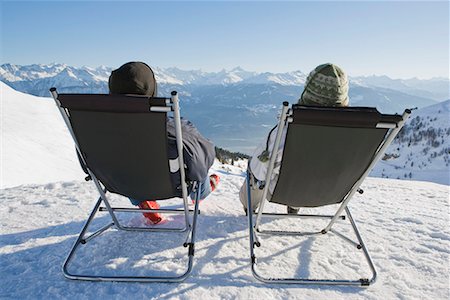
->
<box><xmin>246</xmin><ymin>102</ymin><xmax>411</xmax><ymax>286</ymax></box>
<box><xmin>50</xmin><ymin>88</ymin><xmax>202</xmax><ymax>283</ymax></box>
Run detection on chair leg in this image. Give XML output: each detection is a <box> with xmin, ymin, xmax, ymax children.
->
<box><xmin>344</xmin><ymin>207</ymin><xmax>377</xmax><ymax>285</ymax></box>
<box><xmin>62</xmin><ymin>185</ymin><xmax>201</xmax><ymax>282</ymax></box>
<box><xmin>183</xmin><ymin>182</ymin><xmax>202</xmax><ymax>270</ymax></box>
<box><xmin>247</xmin><ymin>171</ymin><xmax>255</xmax><ymax>251</ymax></box>
<box><xmin>248</xmin><ymin>203</ymin><xmax>377</xmax><ymax>286</ymax></box>
<box><xmin>62</xmin><ymin>196</ymin><xmax>103</xmax><ymax>280</ymax></box>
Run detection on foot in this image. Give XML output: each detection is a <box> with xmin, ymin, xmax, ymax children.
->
<box><xmin>191</xmin><ymin>174</ymin><xmax>221</xmax><ymax>204</ymax></box>
<box><xmin>138</xmin><ymin>200</ymin><xmax>163</xmax><ymax>224</ymax></box>
<box><xmin>287</xmin><ymin>206</ymin><xmax>300</xmax><ymax>214</ymax></box>
<box><xmin>243</xmin><ymin>207</ymin><xmax>256</xmax><ymax>216</ymax></box>
<box><xmin>209</xmin><ymin>174</ymin><xmax>220</xmax><ymax>192</ymax></box>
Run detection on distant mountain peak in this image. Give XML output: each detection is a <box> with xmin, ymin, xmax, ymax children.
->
<box><xmin>231</xmin><ymin>66</ymin><xmax>246</xmax><ymax>72</ymax></box>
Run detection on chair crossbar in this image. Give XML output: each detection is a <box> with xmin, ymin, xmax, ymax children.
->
<box><xmin>260</xmin><ymin>213</ymin><xmax>346</xmax><ymax>220</ymax></box>
<box><xmin>99</xmin><ymin>207</ymin><xmax>197</xmax><ymax>214</ymax></box>
<box><xmin>81</xmin><ymin>222</ymin><xmax>115</xmax><ymax>244</ymax></box>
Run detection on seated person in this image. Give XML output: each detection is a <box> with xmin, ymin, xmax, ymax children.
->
<box><xmin>109</xmin><ymin>62</ymin><xmax>219</xmax><ymax>224</ymax></box>
<box><xmin>239</xmin><ymin>63</ymin><xmax>349</xmax><ymax>214</ymax></box>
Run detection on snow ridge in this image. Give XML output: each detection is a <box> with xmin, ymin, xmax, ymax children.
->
<box><xmin>1</xmin><ymin>63</ymin><xmax>307</xmax><ymax>92</ymax></box>
<box><xmin>371</xmin><ymin>100</ymin><xmax>450</xmax><ymax>185</ymax></box>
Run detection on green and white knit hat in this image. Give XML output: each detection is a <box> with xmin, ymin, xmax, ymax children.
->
<box><xmin>299</xmin><ymin>63</ymin><xmax>349</xmax><ymax>107</ymax></box>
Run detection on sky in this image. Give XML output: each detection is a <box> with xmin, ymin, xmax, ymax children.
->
<box><xmin>1</xmin><ymin>1</ymin><xmax>449</xmax><ymax>79</ymax></box>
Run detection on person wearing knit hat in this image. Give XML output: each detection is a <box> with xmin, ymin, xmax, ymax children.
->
<box><xmin>299</xmin><ymin>63</ymin><xmax>349</xmax><ymax>107</ymax></box>
<box><xmin>239</xmin><ymin>63</ymin><xmax>350</xmax><ymax>215</ymax></box>
<box><xmin>107</xmin><ymin>62</ymin><xmax>219</xmax><ymax>225</ymax></box>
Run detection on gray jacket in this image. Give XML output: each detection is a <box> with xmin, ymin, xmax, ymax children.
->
<box><xmin>166</xmin><ymin>117</ymin><xmax>215</xmax><ymax>195</ymax></box>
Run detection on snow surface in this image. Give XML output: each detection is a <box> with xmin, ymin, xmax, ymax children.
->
<box><xmin>0</xmin><ymin>82</ymin><xmax>85</xmax><ymax>189</ymax></box>
<box><xmin>1</xmin><ymin>81</ymin><xmax>449</xmax><ymax>299</ymax></box>
<box><xmin>0</xmin><ymin>164</ymin><xmax>449</xmax><ymax>299</ymax></box>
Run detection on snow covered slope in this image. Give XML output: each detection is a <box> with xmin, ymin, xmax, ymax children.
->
<box><xmin>0</xmin><ymin>82</ymin><xmax>85</xmax><ymax>188</ymax></box>
<box><xmin>371</xmin><ymin>100</ymin><xmax>450</xmax><ymax>185</ymax></box>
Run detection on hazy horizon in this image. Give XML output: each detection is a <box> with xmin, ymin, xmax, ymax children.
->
<box><xmin>1</xmin><ymin>1</ymin><xmax>448</xmax><ymax>79</ymax></box>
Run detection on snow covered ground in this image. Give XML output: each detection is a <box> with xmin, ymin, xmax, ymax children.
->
<box><xmin>1</xmin><ymin>81</ymin><xmax>449</xmax><ymax>299</ymax></box>
<box><xmin>0</xmin><ymin>164</ymin><xmax>449</xmax><ymax>299</ymax></box>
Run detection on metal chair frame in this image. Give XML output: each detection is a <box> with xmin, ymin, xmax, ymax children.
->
<box><xmin>247</xmin><ymin>102</ymin><xmax>411</xmax><ymax>286</ymax></box>
<box><xmin>51</xmin><ymin>88</ymin><xmax>201</xmax><ymax>282</ymax></box>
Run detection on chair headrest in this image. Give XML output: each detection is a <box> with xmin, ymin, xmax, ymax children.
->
<box><xmin>291</xmin><ymin>105</ymin><xmax>403</xmax><ymax>128</ymax></box>
<box><xmin>57</xmin><ymin>94</ymin><xmax>169</xmax><ymax>113</ymax></box>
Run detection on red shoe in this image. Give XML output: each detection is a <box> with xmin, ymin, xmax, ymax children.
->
<box><xmin>138</xmin><ymin>200</ymin><xmax>163</xmax><ymax>224</ymax></box>
<box><xmin>210</xmin><ymin>174</ymin><xmax>220</xmax><ymax>192</ymax></box>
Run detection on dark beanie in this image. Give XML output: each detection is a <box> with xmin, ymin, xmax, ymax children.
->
<box><xmin>108</xmin><ymin>62</ymin><xmax>157</xmax><ymax>96</ymax></box>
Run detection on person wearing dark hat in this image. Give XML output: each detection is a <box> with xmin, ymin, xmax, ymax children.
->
<box><xmin>109</xmin><ymin>62</ymin><xmax>219</xmax><ymax>224</ymax></box>
<box><xmin>239</xmin><ymin>63</ymin><xmax>350</xmax><ymax>214</ymax></box>
<box><xmin>108</xmin><ymin>61</ymin><xmax>158</xmax><ymax>96</ymax></box>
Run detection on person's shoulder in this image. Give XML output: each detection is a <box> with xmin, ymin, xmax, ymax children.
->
<box><xmin>180</xmin><ymin>117</ymin><xmax>195</xmax><ymax>127</ymax></box>
<box><xmin>167</xmin><ymin>116</ymin><xmax>195</xmax><ymax>126</ymax></box>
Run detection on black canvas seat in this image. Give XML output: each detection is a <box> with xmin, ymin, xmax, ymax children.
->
<box><xmin>51</xmin><ymin>89</ymin><xmax>201</xmax><ymax>282</ymax></box>
<box><xmin>246</xmin><ymin>102</ymin><xmax>410</xmax><ymax>286</ymax></box>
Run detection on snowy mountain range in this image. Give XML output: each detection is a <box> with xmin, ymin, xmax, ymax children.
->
<box><xmin>1</xmin><ymin>63</ymin><xmax>448</xmax><ymax>101</ymax></box>
<box><xmin>2</xmin><ymin>63</ymin><xmax>448</xmax><ymax>153</ymax></box>
<box><xmin>0</xmin><ymin>63</ymin><xmax>308</xmax><ymax>91</ymax></box>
